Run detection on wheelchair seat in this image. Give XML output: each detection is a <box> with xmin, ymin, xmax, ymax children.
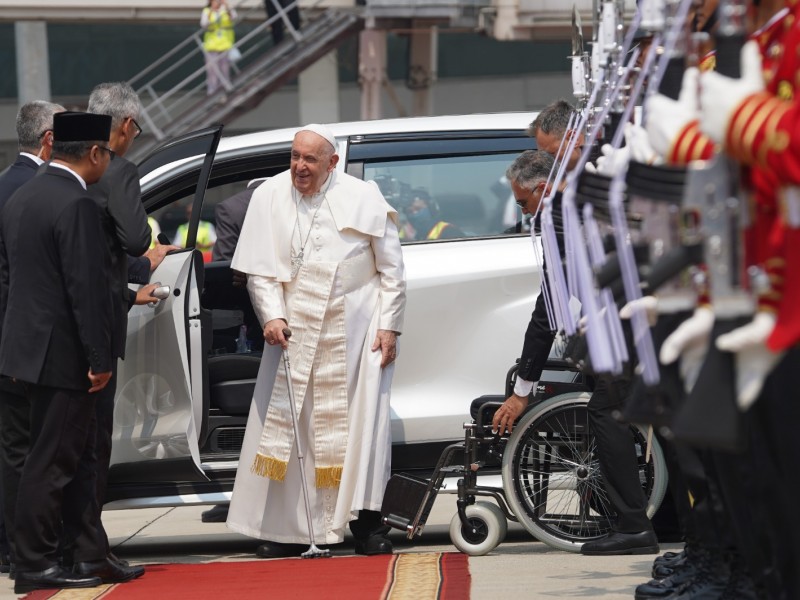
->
<box><xmin>207</xmin><ymin>353</ymin><xmax>261</xmax><ymax>415</ymax></box>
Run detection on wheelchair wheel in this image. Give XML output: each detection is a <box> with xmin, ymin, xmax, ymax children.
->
<box><xmin>449</xmin><ymin>501</ymin><xmax>508</xmax><ymax>556</ymax></box>
<box><xmin>501</xmin><ymin>392</ymin><xmax>668</xmax><ymax>553</ymax></box>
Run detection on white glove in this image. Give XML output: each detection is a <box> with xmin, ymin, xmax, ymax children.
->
<box><xmin>624</xmin><ymin>122</ymin><xmax>661</xmax><ymax>165</ymax></box>
<box><xmin>645</xmin><ymin>68</ymin><xmax>700</xmax><ymax>158</ymax></box>
<box><xmin>619</xmin><ymin>295</ymin><xmax>658</xmax><ymax>326</ymax></box>
<box><xmin>699</xmin><ymin>41</ymin><xmax>765</xmax><ymax>143</ymax></box>
<box><xmin>659</xmin><ymin>306</ymin><xmax>714</xmax><ymax>365</ymax></box>
<box><xmin>595</xmin><ymin>143</ymin><xmax>631</xmax><ymax>177</ymax></box>
<box><xmin>584</xmin><ymin>161</ymin><xmax>598</xmax><ymax>174</ymax></box>
<box><xmin>715</xmin><ymin>312</ymin><xmax>783</xmax><ymax>411</ymax></box>
<box><xmin>578</xmin><ymin>307</ymin><xmax>606</xmax><ymax>335</ymax></box>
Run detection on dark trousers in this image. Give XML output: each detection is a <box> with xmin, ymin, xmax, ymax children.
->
<box><xmin>0</xmin><ymin>381</ymin><xmax>28</xmax><ymax>561</ymax></box>
<box><xmin>62</xmin><ymin>362</ymin><xmax>118</xmax><ymax>560</ymax></box>
<box><xmin>587</xmin><ymin>377</ymin><xmax>652</xmax><ymax>533</ymax></box>
<box><xmin>263</xmin><ymin>0</ymin><xmax>300</xmax><ymax>45</ymax></box>
<box><xmin>707</xmin><ymin>348</ymin><xmax>800</xmax><ymax>599</ymax></box>
<box><xmin>349</xmin><ymin>509</ymin><xmax>389</xmax><ymax>540</ymax></box>
<box><xmin>15</xmin><ymin>384</ymin><xmax>104</xmax><ymax>571</ymax></box>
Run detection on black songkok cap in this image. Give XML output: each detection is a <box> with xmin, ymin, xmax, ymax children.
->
<box><xmin>53</xmin><ymin>111</ymin><xmax>112</xmax><ymax>143</ymax></box>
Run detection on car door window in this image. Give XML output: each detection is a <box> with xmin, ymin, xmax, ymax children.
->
<box><xmin>364</xmin><ymin>152</ymin><xmax>525</xmax><ymax>242</ymax></box>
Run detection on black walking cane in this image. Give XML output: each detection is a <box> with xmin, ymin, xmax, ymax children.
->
<box><xmin>281</xmin><ymin>327</ymin><xmax>331</xmax><ymax>558</ymax></box>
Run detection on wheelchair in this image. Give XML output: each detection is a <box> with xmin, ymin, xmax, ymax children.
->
<box><xmin>380</xmin><ymin>358</ymin><xmax>668</xmax><ymax>555</ymax></box>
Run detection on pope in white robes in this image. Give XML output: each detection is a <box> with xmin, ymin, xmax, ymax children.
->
<box><xmin>226</xmin><ymin>124</ymin><xmax>406</xmax><ymax>556</ymax></box>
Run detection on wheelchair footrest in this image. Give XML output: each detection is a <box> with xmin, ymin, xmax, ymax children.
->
<box><xmin>380</xmin><ymin>473</ymin><xmax>440</xmax><ymax>537</ymax></box>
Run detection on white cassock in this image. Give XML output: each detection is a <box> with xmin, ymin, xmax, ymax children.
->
<box><xmin>226</xmin><ymin>168</ymin><xmax>406</xmax><ymax>544</ymax></box>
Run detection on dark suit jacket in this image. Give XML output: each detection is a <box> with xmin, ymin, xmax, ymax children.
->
<box><xmin>0</xmin><ymin>154</ymin><xmax>41</xmax><ymax>395</ymax></box>
<box><xmin>88</xmin><ymin>157</ymin><xmax>151</xmax><ymax>359</ymax></box>
<box><xmin>0</xmin><ymin>154</ymin><xmax>39</xmax><ymax>213</ymax></box>
<box><xmin>212</xmin><ymin>181</ymin><xmax>262</xmax><ymax>261</ymax></box>
<box><xmin>0</xmin><ymin>166</ymin><xmax>113</xmax><ymax>391</ymax></box>
<box><xmin>518</xmin><ymin>191</ymin><xmax>565</xmax><ymax>382</ymax></box>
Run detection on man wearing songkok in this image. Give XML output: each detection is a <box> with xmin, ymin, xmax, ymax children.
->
<box><xmin>226</xmin><ymin>123</ymin><xmax>406</xmax><ymax>558</ymax></box>
<box><xmin>0</xmin><ymin>111</ymin><xmax>115</xmax><ymax>593</ymax></box>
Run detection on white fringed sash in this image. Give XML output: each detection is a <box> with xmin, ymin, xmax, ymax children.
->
<box><xmin>251</xmin><ymin>250</ymin><xmax>377</xmax><ymax>488</ymax></box>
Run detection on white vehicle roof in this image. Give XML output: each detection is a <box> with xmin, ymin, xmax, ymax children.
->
<box><xmin>216</xmin><ymin>111</ymin><xmax>535</xmax><ymax>154</ymax></box>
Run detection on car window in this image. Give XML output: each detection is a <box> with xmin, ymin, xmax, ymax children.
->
<box><xmin>363</xmin><ymin>152</ymin><xmax>521</xmax><ymax>242</ymax></box>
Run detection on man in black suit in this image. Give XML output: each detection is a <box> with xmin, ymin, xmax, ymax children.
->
<box><xmin>0</xmin><ymin>111</ymin><xmax>115</xmax><ymax>593</ymax></box>
<box><xmin>493</xmin><ymin>114</ymin><xmax>659</xmax><ymax>556</ymax></box>
<box><xmin>59</xmin><ymin>82</ymin><xmax>175</xmax><ymax>581</ymax></box>
<box><xmin>0</xmin><ymin>100</ymin><xmax>64</xmax><ymax>573</ymax></box>
<box><xmin>212</xmin><ymin>178</ymin><xmax>266</xmax><ymax>262</ymax></box>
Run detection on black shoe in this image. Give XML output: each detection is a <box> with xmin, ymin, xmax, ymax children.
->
<box><xmin>108</xmin><ymin>552</ymin><xmax>130</xmax><ymax>568</ymax></box>
<box><xmin>8</xmin><ymin>563</ymin><xmax>15</xmax><ymax>580</ymax></box>
<box><xmin>14</xmin><ymin>565</ymin><xmax>101</xmax><ymax>594</ymax></box>
<box><xmin>73</xmin><ymin>557</ymin><xmax>145</xmax><ymax>583</ymax></box>
<box><xmin>354</xmin><ymin>535</ymin><xmax>393</xmax><ymax>556</ymax></box>
<box><xmin>255</xmin><ymin>541</ymin><xmax>308</xmax><ymax>559</ymax></box>
<box><xmin>201</xmin><ymin>504</ymin><xmax>230</xmax><ymax>523</ymax></box>
<box><xmin>581</xmin><ymin>530</ymin><xmax>659</xmax><ymax>556</ymax></box>
<box><xmin>0</xmin><ymin>553</ymin><xmax>10</xmax><ymax>574</ymax></box>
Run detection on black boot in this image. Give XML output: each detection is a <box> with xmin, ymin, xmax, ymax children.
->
<box><xmin>664</xmin><ymin>548</ymin><xmax>730</xmax><ymax>599</ymax></box>
<box><xmin>636</xmin><ymin>554</ymin><xmax>703</xmax><ymax>600</ymax></box>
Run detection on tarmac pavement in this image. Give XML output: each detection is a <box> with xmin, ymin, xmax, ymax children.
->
<box><xmin>0</xmin><ymin>491</ymin><xmax>680</xmax><ymax>599</ymax></box>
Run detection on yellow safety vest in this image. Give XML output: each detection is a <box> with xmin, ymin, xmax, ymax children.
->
<box><xmin>177</xmin><ymin>221</ymin><xmax>215</xmax><ymax>252</ymax></box>
<box><xmin>148</xmin><ymin>217</ymin><xmax>160</xmax><ymax>249</ymax></box>
<box><xmin>427</xmin><ymin>221</ymin><xmax>451</xmax><ymax>240</ymax></box>
<box><xmin>202</xmin><ymin>8</ymin><xmax>235</xmax><ymax>53</ymax></box>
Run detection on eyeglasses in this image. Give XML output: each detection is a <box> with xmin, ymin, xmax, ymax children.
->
<box><xmin>130</xmin><ymin>118</ymin><xmax>143</xmax><ymax>139</ymax></box>
<box><xmin>97</xmin><ymin>145</ymin><xmax>116</xmax><ymax>161</ymax></box>
<box><xmin>515</xmin><ymin>182</ymin><xmax>544</xmax><ymax>208</ymax></box>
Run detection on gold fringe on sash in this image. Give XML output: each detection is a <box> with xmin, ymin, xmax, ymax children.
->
<box><xmin>251</xmin><ymin>454</ymin><xmax>288</xmax><ymax>481</ymax></box>
<box><xmin>315</xmin><ymin>466</ymin><xmax>343</xmax><ymax>488</ymax></box>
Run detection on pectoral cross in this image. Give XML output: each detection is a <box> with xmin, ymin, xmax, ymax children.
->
<box><xmin>290</xmin><ymin>250</ymin><xmax>304</xmax><ymax>279</ymax></box>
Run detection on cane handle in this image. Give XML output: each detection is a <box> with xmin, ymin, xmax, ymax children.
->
<box><xmin>283</xmin><ymin>327</ymin><xmax>292</xmax><ymax>339</ymax></box>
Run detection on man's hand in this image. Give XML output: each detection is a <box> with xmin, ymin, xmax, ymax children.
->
<box><xmin>232</xmin><ymin>269</ymin><xmax>247</xmax><ymax>288</ymax></box>
<box><xmin>371</xmin><ymin>329</ymin><xmax>398</xmax><ymax>368</ymax></box>
<box><xmin>144</xmin><ymin>242</ymin><xmax>181</xmax><ymax>272</ymax></box>
<box><xmin>492</xmin><ymin>393</ymin><xmax>529</xmax><ymax>435</ymax></box>
<box><xmin>263</xmin><ymin>318</ymin><xmax>289</xmax><ymax>349</ymax></box>
<box><xmin>88</xmin><ymin>369</ymin><xmax>112</xmax><ymax>393</ymax></box>
<box><xmin>134</xmin><ymin>283</ymin><xmax>161</xmax><ymax>306</ymax></box>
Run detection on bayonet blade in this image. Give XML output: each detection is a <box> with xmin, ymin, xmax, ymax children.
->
<box><xmin>572</xmin><ymin>4</ymin><xmax>585</xmax><ymax>56</ymax></box>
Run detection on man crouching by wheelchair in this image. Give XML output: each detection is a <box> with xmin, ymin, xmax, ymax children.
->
<box><xmin>493</xmin><ymin>142</ymin><xmax>659</xmax><ymax>556</ymax></box>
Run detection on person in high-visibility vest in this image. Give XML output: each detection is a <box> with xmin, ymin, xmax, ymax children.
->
<box><xmin>147</xmin><ymin>216</ymin><xmax>161</xmax><ymax>249</ymax></box>
<box><xmin>173</xmin><ymin>204</ymin><xmax>217</xmax><ymax>262</ymax></box>
<box><xmin>403</xmin><ymin>188</ymin><xmax>464</xmax><ymax>240</ymax></box>
<box><xmin>200</xmin><ymin>0</ymin><xmax>238</xmax><ymax>97</ymax></box>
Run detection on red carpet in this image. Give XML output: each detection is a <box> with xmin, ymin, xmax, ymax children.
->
<box><xmin>23</xmin><ymin>552</ymin><xmax>470</xmax><ymax>599</ymax></box>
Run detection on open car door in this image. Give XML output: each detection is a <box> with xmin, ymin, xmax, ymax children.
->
<box><xmin>109</xmin><ymin>126</ymin><xmax>222</xmax><ymax>486</ymax></box>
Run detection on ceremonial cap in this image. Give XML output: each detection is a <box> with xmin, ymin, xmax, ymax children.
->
<box><xmin>297</xmin><ymin>123</ymin><xmax>337</xmax><ymax>152</ymax></box>
<box><xmin>53</xmin><ymin>111</ymin><xmax>112</xmax><ymax>143</ymax></box>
